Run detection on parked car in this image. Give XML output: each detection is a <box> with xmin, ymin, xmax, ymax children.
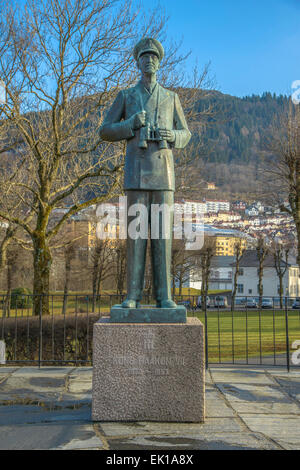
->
<box><xmin>261</xmin><ymin>298</ymin><xmax>273</xmax><ymax>309</ymax></box>
<box><xmin>234</xmin><ymin>297</ymin><xmax>246</xmax><ymax>306</ymax></box>
<box><xmin>292</xmin><ymin>298</ymin><xmax>300</xmax><ymax>309</ymax></box>
<box><xmin>197</xmin><ymin>296</ymin><xmax>210</xmax><ymax>309</ymax></box>
<box><xmin>245</xmin><ymin>298</ymin><xmax>258</xmax><ymax>308</ymax></box>
<box><xmin>213</xmin><ymin>296</ymin><xmax>228</xmax><ymax>308</ymax></box>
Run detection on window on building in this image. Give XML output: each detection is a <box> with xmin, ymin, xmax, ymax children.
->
<box><xmin>237</xmin><ymin>284</ymin><xmax>244</xmax><ymax>293</ymax></box>
<box><xmin>248</xmin><ymin>289</ymin><xmax>252</xmax><ymax>294</ymax></box>
<box><xmin>238</xmin><ymin>268</ymin><xmax>244</xmax><ymax>276</ymax></box>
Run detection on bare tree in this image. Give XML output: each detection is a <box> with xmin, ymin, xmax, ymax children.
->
<box><xmin>113</xmin><ymin>239</ymin><xmax>127</xmax><ymax>297</ymax></box>
<box><xmin>231</xmin><ymin>238</ymin><xmax>245</xmax><ymax>311</ymax></box>
<box><xmin>171</xmin><ymin>238</ymin><xmax>198</xmax><ymax>296</ymax></box>
<box><xmin>90</xmin><ymin>238</ymin><xmax>114</xmax><ymax>309</ymax></box>
<box><xmin>61</xmin><ymin>242</ymin><xmax>76</xmax><ymax>315</ymax></box>
<box><xmin>2</xmin><ymin>241</ymin><xmax>25</xmax><ymax>317</ymax></box>
<box><xmin>272</xmin><ymin>241</ymin><xmax>289</xmax><ymax>308</ymax></box>
<box><xmin>256</xmin><ymin>236</ymin><xmax>269</xmax><ymax>307</ymax></box>
<box><xmin>199</xmin><ymin>238</ymin><xmax>216</xmax><ymax>309</ymax></box>
<box><xmin>262</xmin><ymin>101</ymin><xmax>300</xmax><ymax>267</ymax></box>
<box><xmin>0</xmin><ymin>0</ymin><xmax>174</xmax><ymax>315</ymax></box>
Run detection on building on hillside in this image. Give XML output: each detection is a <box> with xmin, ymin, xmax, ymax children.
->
<box><xmin>205</xmin><ymin>200</ymin><xmax>230</xmax><ymax>213</ymax></box>
<box><xmin>175</xmin><ymin>200</ymin><xmax>206</xmax><ymax>215</ymax></box>
<box><xmin>214</xmin><ymin>235</ymin><xmax>247</xmax><ymax>256</ymax></box>
<box><xmin>207</xmin><ymin>182</ymin><xmax>217</xmax><ymax>190</ymax></box>
<box><xmin>245</xmin><ymin>206</ymin><xmax>259</xmax><ymax>217</ymax></box>
<box><xmin>204</xmin><ymin>211</ymin><xmax>241</xmax><ymax>223</ymax></box>
<box><xmin>231</xmin><ymin>250</ymin><xmax>300</xmax><ymax>297</ymax></box>
<box><xmin>232</xmin><ymin>201</ymin><xmax>247</xmax><ymax>211</ymax></box>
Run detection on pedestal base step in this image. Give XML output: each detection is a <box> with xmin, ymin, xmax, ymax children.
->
<box><xmin>110</xmin><ymin>305</ymin><xmax>187</xmax><ymax>323</ymax></box>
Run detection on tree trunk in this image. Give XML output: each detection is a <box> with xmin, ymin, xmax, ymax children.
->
<box><xmin>92</xmin><ymin>263</ymin><xmax>99</xmax><ymax>312</ymax></box>
<box><xmin>200</xmin><ymin>266</ymin><xmax>206</xmax><ymax>310</ymax></box>
<box><xmin>0</xmin><ymin>227</ymin><xmax>15</xmax><ymax>271</ymax></box>
<box><xmin>33</xmin><ymin>236</ymin><xmax>52</xmax><ymax>316</ymax></box>
<box><xmin>171</xmin><ymin>263</ymin><xmax>176</xmax><ymax>297</ymax></box>
<box><xmin>279</xmin><ymin>275</ymin><xmax>283</xmax><ymax>309</ymax></box>
<box><xmin>3</xmin><ymin>264</ymin><xmax>12</xmax><ymax>318</ymax></box>
<box><xmin>62</xmin><ymin>251</ymin><xmax>72</xmax><ymax>316</ymax></box>
<box><xmin>258</xmin><ymin>263</ymin><xmax>263</xmax><ymax>308</ymax></box>
<box><xmin>231</xmin><ymin>243</ymin><xmax>243</xmax><ymax>312</ymax></box>
<box><xmin>96</xmin><ymin>267</ymin><xmax>103</xmax><ymax>298</ymax></box>
<box><xmin>231</xmin><ymin>269</ymin><xmax>238</xmax><ymax>312</ymax></box>
<box><xmin>179</xmin><ymin>270</ymin><xmax>183</xmax><ymax>296</ymax></box>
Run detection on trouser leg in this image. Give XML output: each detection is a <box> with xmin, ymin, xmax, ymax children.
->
<box><xmin>125</xmin><ymin>190</ymin><xmax>149</xmax><ymax>302</ymax></box>
<box><xmin>150</xmin><ymin>190</ymin><xmax>174</xmax><ymax>303</ymax></box>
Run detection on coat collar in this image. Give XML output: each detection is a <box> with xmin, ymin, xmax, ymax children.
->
<box><xmin>129</xmin><ymin>81</ymin><xmax>171</xmax><ymax>108</ymax></box>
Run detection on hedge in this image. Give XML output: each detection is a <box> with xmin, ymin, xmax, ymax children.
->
<box><xmin>0</xmin><ymin>312</ymin><xmax>101</xmax><ymax>364</ymax></box>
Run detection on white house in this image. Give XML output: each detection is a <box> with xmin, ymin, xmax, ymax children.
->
<box><xmin>245</xmin><ymin>206</ymin><xmax>259</xmax><ymax>217</ymax></box>
<box><xmin>174</xmin><ymin>200</ymin><xmax>206</xmax><ymax>218</ymax></box>
<box><xmin>177</xmin><ymin>256</ymin><xmax>235</xmax><ymax>291</ymax></box>
<box><xmin>208</xmin><ymin>256</ymin><xmax>234</xmax><ymax>291</ymax></box>
<box><xmin>205</xmin><ymin>200</ymin><xmax>230</xmax><ymax>213</ymax></box>
<box><xmin>231</xmin><ymin>250</ymin><xmax>300</xmax><ymax>297</ymax></box>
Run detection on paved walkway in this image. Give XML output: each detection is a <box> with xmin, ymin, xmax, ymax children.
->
<box><xmin>0</xmin><ymin>366</ymin><xmax>299</xmax><ymax>450</ymax></box>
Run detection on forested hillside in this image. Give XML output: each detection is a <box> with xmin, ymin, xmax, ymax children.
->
<box><xmin>198</xmin><ymin>91</ymin><xmax>289</xmax><ymax>165</ymax></box>
<box><xmin>189</xmin><ymin>91</ymin><xmax>289</xmax><ymax>199</ymax></box>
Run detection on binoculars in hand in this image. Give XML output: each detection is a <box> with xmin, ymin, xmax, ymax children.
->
<box><xmin>139</xmin><ymin>122</ymin><xmax>167</xmax><ymax>149</ymax></box>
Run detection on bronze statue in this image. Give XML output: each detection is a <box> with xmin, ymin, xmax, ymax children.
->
<box><xmin>100</xmin><ymin>38</ymin><xmax>191</xmax><ymax>310</ymax></box>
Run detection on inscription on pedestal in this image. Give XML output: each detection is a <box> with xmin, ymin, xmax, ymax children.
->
<box><xmin>109</xmin><ymin>330</ymin><xmax>185</xmax><ymax>377</ymax></box>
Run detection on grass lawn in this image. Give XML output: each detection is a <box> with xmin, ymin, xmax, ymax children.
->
<box><xmin>188</xmin><ymin>309</ymin><xmax>300</xmax><ymax>363</ymax></box>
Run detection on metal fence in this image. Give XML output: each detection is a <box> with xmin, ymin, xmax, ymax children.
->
<box><xmin>0</xmin><ymin>293</ymin><xmax>299</xmax><ymax>370</ymax></box>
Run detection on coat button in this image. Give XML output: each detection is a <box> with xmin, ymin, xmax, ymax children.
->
<box><xmin>158</xmin><ymin>154</ymin><xmax>161</xmax><ymax>159</ymax></box>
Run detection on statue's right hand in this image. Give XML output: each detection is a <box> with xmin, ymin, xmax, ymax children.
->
<box><xmin>131</xmin><ymin>111</ymin><xmax>146</xmax><ymax>130</ymax></box>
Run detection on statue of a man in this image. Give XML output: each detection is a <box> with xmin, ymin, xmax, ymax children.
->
<box><xmin>100</xmin><ymin>38</ymin><xmax>191</xmax><ymax>309</ymax></box>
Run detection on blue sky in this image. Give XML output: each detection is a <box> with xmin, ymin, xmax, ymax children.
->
<box><xmin>145</xmin><ymin>0</ymin><xmax>300</xmax><ymax>97</ymax></box>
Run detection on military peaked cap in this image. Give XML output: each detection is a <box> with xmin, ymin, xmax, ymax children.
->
<box><xmin>133</xmin><ymin>37</ymin><xmax>164</xmax><ymax>62</ymax></box>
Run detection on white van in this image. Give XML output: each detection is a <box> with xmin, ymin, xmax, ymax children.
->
<box><xmin>213</xmin><ymin>296</ymin><xmax>228</xmax><ymax>308</ymax></box>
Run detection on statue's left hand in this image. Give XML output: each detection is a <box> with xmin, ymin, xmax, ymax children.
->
<box><xmin>158</xmin><ymin>129</ymin><xmax>175</xmax><ymax>143</ymax></box>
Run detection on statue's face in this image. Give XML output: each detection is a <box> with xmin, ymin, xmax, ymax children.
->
<box><xmin>138</xmin><ymin>52</ymin><xmax>160</xmax><ymax>75</ymax></box>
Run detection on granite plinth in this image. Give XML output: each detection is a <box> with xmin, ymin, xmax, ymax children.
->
<box><xmin>92</xmin><ymin>317</ymin><xmax>205</xmax><ymax>422</ymax></box>
<box><xmin>110</xmin><ymin>305</ymin><xmax>187</xmax><ymax>323</ymax></box>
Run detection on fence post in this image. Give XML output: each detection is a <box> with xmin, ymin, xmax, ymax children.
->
<box><xmin>204</xmin><ymin>302</ymin><xmax>208</xmax><ymax>370</ymax></box>
<box><xmin>38</xmin><ymin>295</ymin><xmax>42</xmax><ymax>369</ymax></box>
<box><xmin>285</xmin><ymin>296</ymin><xmax>290</xmax><ymax>373</ymax></box>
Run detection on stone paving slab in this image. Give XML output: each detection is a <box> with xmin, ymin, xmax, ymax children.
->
<box><xmin>0</xmin><ymin>367</ymin><xmax>18</xmax><ymax>377</ymax></box>
<box><xmin>98</xmin><ymin>417</ymin><xmax>244</xmax><ymax>437</ymax></box>
<box><xmin>11</xmin><ymin>367</ymin><xmax>75</xmax><ymax>377</ymax></box>
<box><xmin>68</xmin><ymin>370</ymin><xmax>93</xmax><ymax>395</ymax></box>
<box><xmin>240</xmin><ymin>415</ymin><xmax>300</xmax><ymax>447</ymax></box>
<box><xmin>205</xmin><ymin>399</ymin><xmax>236</xmax><ymax>417</ymax></box>
<box><xmin>230</xmin><ymin>401</ymin><xmax>300</xmax><ymax>415</ymax></box>
<box><xmin>0</xmin><ymin>375</ymin><xmax>66</xmax><ymax>403</ymax></box>
<box><xmin>0</xmin><ymin>404</ymin><xmax>91</xmax><ymax>425</ymax></box>
<box><xmin>0</xmin><ymin>366</ymin><xmax>299</xmax><ymax>450</ymax></box>
<box><xmin>215</xmin><ymin>383</ymin><xmax>291</xmax><ymax>404</ymax></box>
<box><xmin>0</xmin><ymin>423</ymin><xmax>103</xmax><ymax>450</ymax></box>
<box><xmin>210</xmin><ymin>368</ymin><xmax>275</xmax><ymax>385</ymax></box>
<box><xmin>106</xmin><ymin>432</ymin><xmax>279</xmax><ymax>450</ymax></box>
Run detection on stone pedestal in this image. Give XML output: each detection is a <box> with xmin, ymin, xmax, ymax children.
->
<box><xmin>92</xmin><ymin>317</ymin><xmax>205</xmax><ymax>422</ymax></box>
